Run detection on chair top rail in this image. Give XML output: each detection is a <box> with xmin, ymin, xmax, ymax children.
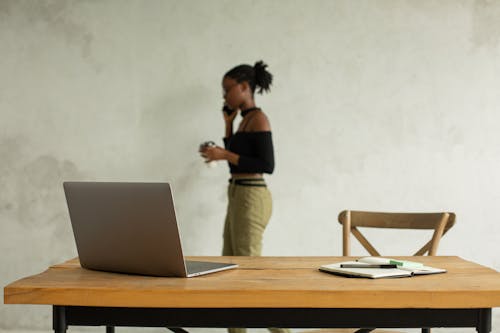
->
<box><xmin>338</xmin><ymin>211</ymin><xmax>455</xmax><ymax>230</ymax></box>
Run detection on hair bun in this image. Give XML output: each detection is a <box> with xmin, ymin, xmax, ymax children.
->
<box><xmin>254</xmin><ymin>60</ymin><xmax>267</xmax><ymax>74</ymax></box>
<box><xmin>253</xmin><ymin>60</ymin><xmax>273</xmax><ymax>94</ymax></box>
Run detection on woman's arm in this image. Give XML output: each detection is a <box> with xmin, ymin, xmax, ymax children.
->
<box><xmin>202</xmin><ymin>111</ymin><xmax>272</xmax><ymax>168</ymax></box>
<box><xmin>200</xmin><ymin>107</ymin><xmax>239</xmax><ymax>164</ymax></box>
<box><xmin>223</xmin><ymin>105</ymin><xmax>238</xmax><ymax>139</ymax></box>
<box><xmin>225</xmin><ymin>120</ymin><xmax>233</xmax><ymax>139</ymax></box>
<box><xmin>202</xmin><ymin>146</ymin><xmax>240</xmax><ymax>165</ymax></box>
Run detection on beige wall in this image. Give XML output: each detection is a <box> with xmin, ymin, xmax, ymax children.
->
<box><xmin>1</xmin><ymin>1</ymin><xmax>499</xmax><ymax>332</ymax></box>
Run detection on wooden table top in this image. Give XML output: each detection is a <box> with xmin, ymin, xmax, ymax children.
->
<box><xmin>4</xmin><ymin>256</ymin><xmax>500</xmax><ymax>309</ymax></box>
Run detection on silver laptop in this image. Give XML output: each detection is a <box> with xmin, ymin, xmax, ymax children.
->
<box><xmin>63</xmin><ymin>182</ymin><xmax>237</xmax><ymax>277</ymax></box>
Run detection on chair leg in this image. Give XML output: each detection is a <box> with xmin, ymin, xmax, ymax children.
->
<box><xmin>422</xmin><ymin>328</ymin><xmax>431</xmax><ymax>333</ymax></box>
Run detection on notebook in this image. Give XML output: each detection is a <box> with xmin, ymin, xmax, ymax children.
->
<box><xmin>319</xmin><ymin>257</ymin><xmax>446</xmax><ymax>279</ymax></box>
<box><xmin>63</xmin><ymin>182</ymin><xmax>238</xmax><ymax>277</ymax></box>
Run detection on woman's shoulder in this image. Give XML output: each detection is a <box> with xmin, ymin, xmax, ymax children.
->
<box><xmin>247</xmin><ymin>110</ymin><xmax>271</xmax><ymax>132</ymax></box>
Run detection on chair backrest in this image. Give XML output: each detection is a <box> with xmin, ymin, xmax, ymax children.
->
<box><xmin>338</xmin><ymin>210</ymin><xmax>456</xmax><ymax>256</ymax></box>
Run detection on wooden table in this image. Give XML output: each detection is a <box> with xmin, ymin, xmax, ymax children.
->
<box><xmin>4</xmin><ymin>256</ymin><xmax>500</xmax><ymax>333</ymax></box>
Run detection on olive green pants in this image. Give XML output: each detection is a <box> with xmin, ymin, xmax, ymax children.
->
<box><xmin>222</xmin><ymin>180</ymin><xmax>291</xmax><ymax>333</ymax></box>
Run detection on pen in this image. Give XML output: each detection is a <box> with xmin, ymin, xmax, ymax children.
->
<box><xmin>340</xmin><ymin>264</ymin><xmax>398</xmax><ymax>269</ymax></box>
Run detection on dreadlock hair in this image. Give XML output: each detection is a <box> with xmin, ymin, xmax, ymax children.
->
<box><xmin>224</xmin><ymin>60</ymin><xmax>273</xmax><ymax>95</ymax></box>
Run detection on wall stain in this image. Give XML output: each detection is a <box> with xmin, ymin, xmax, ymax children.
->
<box><xmin>0</xmin><ymin>0</ymin><xmax>12</xmax><ymax>17</ymax></box>
<box><xmin>0</xmin><ymin>138</ymin><xmax>84</xmax><ymax>279</ymax></box>
<box><xmin>0</xmin><ymin>137</ymin><xmax>26</xmax><ymax>215</ymax></box>
<box><xmin>16</xmin><ymin>155</ymin><xmax>83</xmax><ymax>228</ymax></box>
<box><xmin>0</xmin><ymin>137</ymin><xmax>85</xmax><ymax>230</ymax></box>
<box><xmin>7</xmin><ymin>0</ymin><xmax>96</xmax><ymax>66</ymax></box>
<box><xmin>471</xmin><ymin>0</ymin><xmax>500</xmax><ymax>49</ymax></box>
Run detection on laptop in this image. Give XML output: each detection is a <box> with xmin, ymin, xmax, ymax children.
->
<box><xmin>63</xmin><ymin>182</ymin><xmax>238</xmax><ymax>277</ymax></box>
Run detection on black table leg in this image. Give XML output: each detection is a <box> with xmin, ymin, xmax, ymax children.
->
<box><xmin>106</xmin><ymin>326</ymin><xmax>115</xmax><ymax>333</ymax></box>
<box><xmin>166</xmin><ymin>328</ymin><xmax>190</xmax><ymax>333</ymax></box>
<box><xmin>53</xmin><ymin>306</ymin><xmax>67</xmax><ymax>333</ymax></box>
<box><xmin>477</xmin><ymin>308</ymin><xmax>492</xmax><ymax>333</ymax></box>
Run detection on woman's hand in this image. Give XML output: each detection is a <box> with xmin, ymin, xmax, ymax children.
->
<box><xmin>200</xmin><ymin>145</ymin><xmax>240</xmax><ymax>165</ymax></box>
<box><xmin>223</xmin><ymin>104</ymin><xmax>238</xmax><ymax>124</ymax></box>
<box><xmin>200</xmin><ymin>145</ymin><xmax>228</xmax><ymax>162</ymax></box>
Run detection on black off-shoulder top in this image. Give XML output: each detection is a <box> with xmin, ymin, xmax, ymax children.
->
<box><xmin>223</xmin><ymin>131</ymin><xmax>275</xmax><ymax>174</ymax></box>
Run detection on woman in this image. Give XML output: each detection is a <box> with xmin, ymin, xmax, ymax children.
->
<box><xmin>200</xmin><ymin>61</ymin><xmax>289</xmax><ymax>333</ymax></box>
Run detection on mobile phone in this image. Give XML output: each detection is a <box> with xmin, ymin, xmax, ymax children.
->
<box><xmin>222</xmin><ymin>105</ymin><xmax>236</xmax><ymax>116</ymax></box>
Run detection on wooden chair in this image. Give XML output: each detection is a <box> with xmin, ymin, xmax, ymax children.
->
<box><xmin>307</xmin><ymin>210</ymin><xmax>456</xmax><ymax>333</ymax></box>
<box><xmin>340</xmin><ymin>210</ymin><xmax>455</xmax><ymax>257</ymax></box>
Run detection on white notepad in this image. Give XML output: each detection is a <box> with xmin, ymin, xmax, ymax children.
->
<box><xmin>319</xmin><ymin>257</ymin><xmax>446</xmax><ymax>279</ymax></box>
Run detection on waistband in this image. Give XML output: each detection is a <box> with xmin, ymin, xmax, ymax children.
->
<box><xmin>228</xmin><ymin>178</ymin><xmax>267</xmax><ymax>187</ymax></box>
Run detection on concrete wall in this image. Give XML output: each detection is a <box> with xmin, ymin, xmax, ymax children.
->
<box><xmin>1</xmin><ymin>1</ymin><xmax>499</xmax><ymax>332</ymax></box>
